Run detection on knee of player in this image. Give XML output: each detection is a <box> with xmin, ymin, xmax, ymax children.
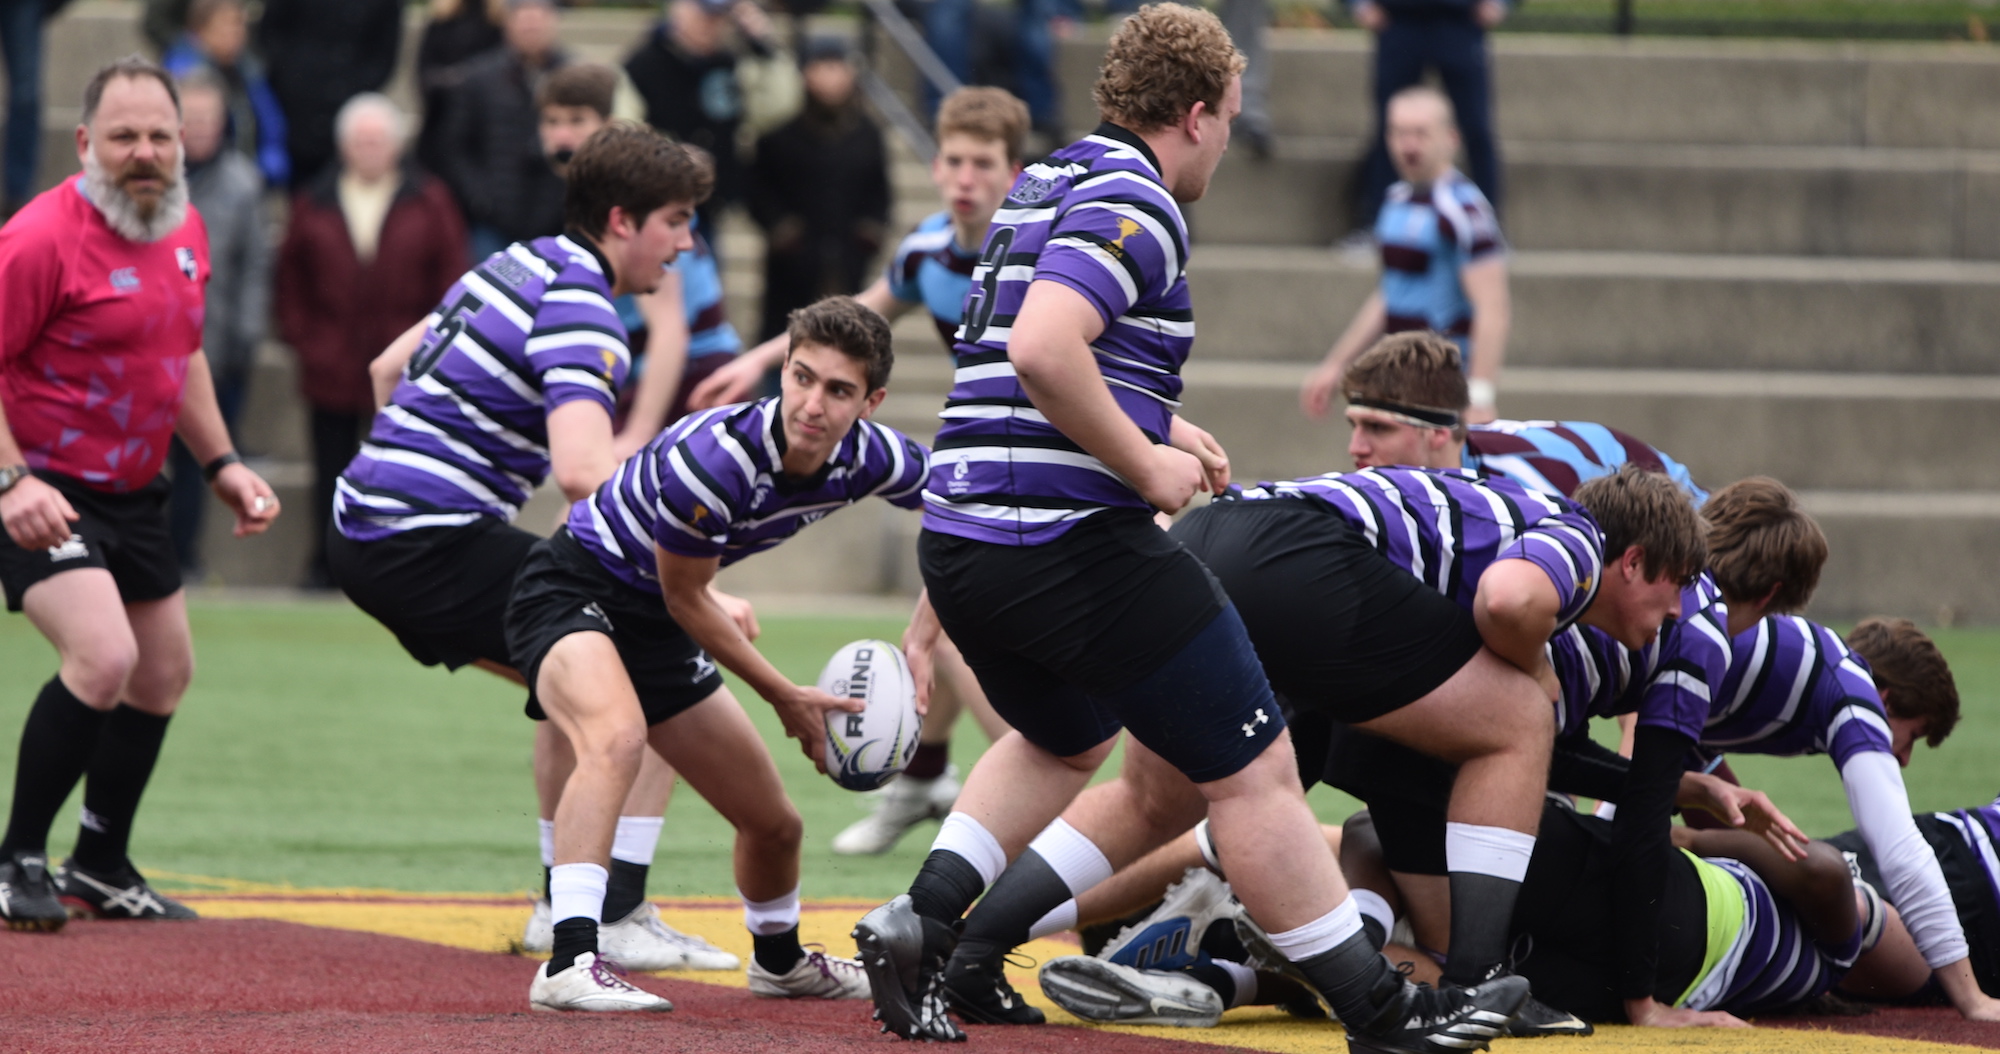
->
<box><xmin>64</xmin><ymin>637</ymin><xmax>143</xmax><ymax>707</ymax></box>
<box><xmin>742</xmin><ymin>801</ymin><xmax>804</xmax><ymax>852</ymax></box>
<box><xmin>1799</xmin><ymin>840</ymin><xmax>1855</xmax><ymax>900</ymax></box>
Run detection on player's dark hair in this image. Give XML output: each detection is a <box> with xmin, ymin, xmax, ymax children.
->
<box><xmin>1701</xmin><ymin>476</ymin><xmax>1827</xmax><ymax>613</ymax></box>
<box><xmin>83</xmin><ymin>56</ymin><xmax>181</xmax><ymax>126</ymax></box>
<box><xmin>1093</xmin><ymin>4</ymin><xmax>1246</xmax><ymax>133</ymax></box>
<box><xmin>937</xmin><ymin>86</ymin><xmax>1031</xmax><ymax>163</ymax></box>
<box><xmin>1847</xmin><ymin>617</ymin><xmax>1959</xmax><ymax>748</ymax></box>
<box><xmin>787</xmin><ymin>296</ymin><xmax>894</xmax><ymax>393</ymax></box>
<box><xmin>1574</xmin><ymin>465</ymin><xmax>1709</xmax><ymax>585</ymax></box>
<box><xmin>538</xmin><ymin>63</ymin><xmax>618</xmax><ymax>119</ymax></box>
<box><xmin>1343</xmin><ymin>331</ymin><xmax>1470</xmax><ymax>438</ymax></box>
<box><xmin>563</xmin><ymin>121</ymin><xmax>713</xmax><ymax>240</ymax></box>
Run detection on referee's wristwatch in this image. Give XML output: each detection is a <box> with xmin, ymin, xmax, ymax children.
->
<box><xmin>202</xmin><ymin>451</ymin><xmax>242</xmax><ymax>483</ymax></box>
<box><xmin>0</xmin><ymin>464</ymin><xmax>30</xmax><ymax>496</ymax></box>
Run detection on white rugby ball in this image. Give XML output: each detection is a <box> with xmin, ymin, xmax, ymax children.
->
<box><xmin>819</xmin><ymin>639</ymin><xmax>922</xmax><ymax>791</ymax></box>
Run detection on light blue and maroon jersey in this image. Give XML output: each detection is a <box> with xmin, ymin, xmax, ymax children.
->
<box><xmin>886</xmin><ymin>211</ymin><xmax>978</xmax><ymax>354</ymax></box>
<box><xmin>1376</xmin><ymin>167</ymin><xmax>1504</xmax><ymax>353</ymax></box>
<box><xmin>569</xmin><ymin>396</ymin><xmax>930</xmax><ymax>592</ymax></box>
<box><xmin>1552</xmin><ymin>573</ymin><xmax>1730</xmax><ymax>740</ymax></box>
<box><xmin>923</xmin><ymin>124</ymin><xmax>1193</xmax><ymax>546</ymax></box>
<box><xmin>335</xmin><ymin>235</ymin><xmax>628</xmax><ymax>540</ymax></box>
<box><xmin>1702</xmin><ymin>616</ymin><xmax>1893</xmax><ymax>766</ymax></box>
<box><xmin>1231</xmin><ymin>467</ymin><xmax>1604</xmax><ymax>630</ymax></box>
<box><xmin>1466</xmin><ymin>419</ymin><xmax>1707</xmax><ymax>505</ymax></box>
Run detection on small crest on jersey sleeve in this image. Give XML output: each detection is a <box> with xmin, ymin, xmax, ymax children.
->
<box><xmin>1008</xmin><ymin>173</ymin><xmax>1059</xmax><ymax>205</ymax></box>
<box><xmin>175</xmin><ymin>246</ymin><xmax>198</xmax><ymax>281</ymax></box>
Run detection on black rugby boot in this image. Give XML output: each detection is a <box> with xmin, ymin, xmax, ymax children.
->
<box><xmin>943</xmin><ymin>950</ymin><xmax>1046</xmax><ymax>1025</ymax></box>
<box><xmin>58</xmin><ymin>859</ymin><xmax>198</xmax><ymax>920</ymax></box>
<box><xmin>0</xmin><ymin>851</ymin><xmax>67</xmax><ymax>932</ymax></box>
<box><xmin>853</xmin><ymin>894</ymin><xmax>967</xmax><ymax>1041</ymax></box>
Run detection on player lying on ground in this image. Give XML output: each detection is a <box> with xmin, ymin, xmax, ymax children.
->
<box><xmin>854</xmin><ymin>8</ymin><xmax>1535</xmax><ymax>1051</ymax></box>
<box><xmin>1832</xmin><ymin>788</ymin><xmax>2000</xmax><ymax>1002</ymax></box>
<box><xmin>332</xmin><ymin>123</ymin><xmax>736</xmax><ymax>971</ymax></box>
<box><xmin>509</xmin><ymin>296</ymin><xmax>930</xmax><ymax>1012</ymax></box>
<box><xmin>935</xmin><ymin>463</ymin><xmax>1700</xmax><ymax>1037</ymax></box>
<box><xmin>0</xmin><ymin>58</ymin><xmax>281</xmax><ymax>930</ymax></box>
<box><xmin>690</xmin><ymin>85</ymin><xmax>1036</xmax><ymax>857</ymax></box>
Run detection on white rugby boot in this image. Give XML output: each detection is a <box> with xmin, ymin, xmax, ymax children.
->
<box><xmin>748</xmin><ymin>947</ymin><xmax>873</xmax><ymax>999</ymax></box>
<box><xmin>529</xmin><ymin>951</ymin><xmax>675</xmax><ymax>1012</ymax></box>
<box><xmin>831</xmin><ymin>766</ymin><xmax>959</xmax><ymax>856</ymax></box>
<box><xmin>1100</xmin><ymin>867</ymin><xmax>1237</xmax><ymax>970</ymax></box>
<box><xmin>522</xmin><ymin>898</ymin><xmax>553</xmax><ymax>954</ymax></box>
<box><xmin>1039</xmin><ymin>956</ymin><xmax>1225</xmax><ymax>1027</ymax></box>
<box><xmin>600</xmin><ymin>901</ymin><xmax>740</xmax><ymax>971</ymax></box>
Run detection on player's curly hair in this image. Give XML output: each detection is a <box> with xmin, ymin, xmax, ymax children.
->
<box><xmin>564</xmin><ymin>121</ymin><xmax>714</xmax><ymax>240</ymax></box>
<box><xmin>1847</xmin><ymin>617</ymin><xmax>1959</xmax><ymax>747</ymax></box>
<box><xmin>1092</xmin><ymin>4</ymin><xmax>1246</xmax><ymax>133</ymax></box>
<box><xmin>1344</xmin><ymin>332</ymin><xmax>1470</xmax><ymax>437</ymax></box>
<box><xmin>1574</xmin><ymin>465</ymin><xmax>1709</xmax><ymax>585</ymax></box>
<box><xmin>937</xmin><ymin>86</ymin><xmax>1031</xmax><ymax>163</ymax></box>
<box><xmin>1701</xmin><ymin>477</ymin><xmax>1827</xmax><ymax>613</ymax></box>
<box><xmin>538</xmin><ymin>63</ymin><xmax>619</xmax><ymax>119</ymax></box>
<box><xmin>788</xmin><ymin>296</ymin><xmax>894</xmax><ymax>392</ymax></box>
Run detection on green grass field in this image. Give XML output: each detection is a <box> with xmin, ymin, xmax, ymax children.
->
<box><xmin>2</xmin><ymin>599</ymin><xmax>1996</xmax><ymax>898</ymax></box>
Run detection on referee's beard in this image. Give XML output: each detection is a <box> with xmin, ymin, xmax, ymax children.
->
<box><xmin>82</xmin><ymin>147</ymin><xmax>189</xmax><ymax>244</ymax></box>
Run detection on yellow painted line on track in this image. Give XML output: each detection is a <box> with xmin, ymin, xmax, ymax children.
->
<box><xmin>162</xmin><ymin>875</ymin><xmax>1987</xmax><ymax>1054</ymax></box>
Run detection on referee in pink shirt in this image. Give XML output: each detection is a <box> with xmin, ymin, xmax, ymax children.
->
<box><xmin>0</xmin><ymin>57</ymin><xmax>279</xmax><ymax>930</ymax></box>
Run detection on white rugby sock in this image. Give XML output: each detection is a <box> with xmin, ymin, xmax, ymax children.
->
<box><xmin>1445</xmin><ymin>822</ymin><xmax>1535</xmax><ymax>881</ymax></box>
<box><xmin>549</xmin><ymin>862</ymin><xmax>609</xmax><ymax>925</ymax></box>
<box><xmin>612</xmin><ymin>815</ymin><xmax>664</xmax><ymax>865</ymax></box>
<box><xmin>1028</xmin><ymin>898</ymin><xmax>1078</xmax><ymax>940</ymax></box>
<box><xmin>931</xmin><ymin>811</ymin><xmax>1008</xmax><ymax>886</ymax></box>
<box><xmin>538</xmin><ymin>818</ymin><xmax>555</xmax><ymax>870</ymax></box>
<box><xmin>1216</xmin><ymin>959</ymin><xmax>1258</xmax><ymax>1008</ymax></box>
<box><xmin>741</xmin><ymin>886</ymin><xmax>802</xmax><ymax>935</ymax></box>
<box><xmin>1350</xmin><ymin>888</ymin><xmax>1396</xmax><ymax>939</ymax></box>
<box><xmin>1266</xmin><ymin>896</ymin><xmax>1363</xmax><ymax>961</ymax></box>
<box><xmin>1027</xmin><ymin>818</ymin><xmax>1114</xmax><ymax>895</ymax></box>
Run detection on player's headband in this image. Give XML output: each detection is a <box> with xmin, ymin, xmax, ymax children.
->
<box><xmin>1344</xmin><ymin>395</ymin><xmax>1460</xmax><ymax>429</ymax></box>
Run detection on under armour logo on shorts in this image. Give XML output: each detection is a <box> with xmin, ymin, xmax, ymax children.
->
<box><xmin>1242</xmin><ymin>708</ymin><xmax>1269</xmax><ymax>737</ymax></box>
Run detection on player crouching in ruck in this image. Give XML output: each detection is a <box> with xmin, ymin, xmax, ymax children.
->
<box><xmin>507</xmin><ymin>296</ymin><xmax>930</xmax><ymax>1011</ymax></box>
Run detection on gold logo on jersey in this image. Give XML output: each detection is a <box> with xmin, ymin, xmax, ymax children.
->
<box><xmin>1105</xmin><ymin>217</ymin><xmax>1143</xmax><ymax>258</ymax></box>
<box><xmin>691</xmin><ymin>503</ymin><xmax>709</xmax><ymax>522</ymax></box>
<box><xmin>600</xmin><ymin>349</ymin><xmax>618</xmax><ymax>377</ymax></box>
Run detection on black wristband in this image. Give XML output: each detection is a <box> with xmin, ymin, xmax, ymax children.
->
<box><xmin>202</xmin><ymin>451</ymin><xmax>242</xmax><ymax>483</ymax></box>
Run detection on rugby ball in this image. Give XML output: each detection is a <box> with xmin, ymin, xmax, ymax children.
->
<box><xmin>819</xmin><ymin>639</ymin><xmax>922</xmax><ymax>791</ymax></box>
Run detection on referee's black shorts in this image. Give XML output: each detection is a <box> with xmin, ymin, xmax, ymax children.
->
<box><xmin>326</xmin><ymin>515</ymin><xmax>538</xmax><ymax>671</ymax></box>
<box><xmin>1169</xmin><ymin>496</ymin><xmax>1485</xmax><ymax>724</ymax></box>
<box><xmin>0</xmin><ymin>470</ymin><xmax>180</xmax><ymax>612</ymax></box>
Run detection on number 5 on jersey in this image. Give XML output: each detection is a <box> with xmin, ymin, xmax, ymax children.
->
<box><xmin>408</xmin><ymin>290</ymin><xmax>487</xmax><ymax>380</ymax></box>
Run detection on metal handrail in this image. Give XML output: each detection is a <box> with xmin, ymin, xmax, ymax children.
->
<box><xmin>853</xmin><ymin>0</ymin><xmax>964</xmax><ymax>160</ymax></box>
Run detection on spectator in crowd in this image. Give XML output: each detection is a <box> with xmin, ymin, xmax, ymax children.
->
<box><xmin>416</xmin><ymin>0</ymin><xmax>508</xmax><ymax>181</ymax></box>
<box><xmin>256</xmin><ymin>0</ymin><xmax>405</xmax><ymax>188</ymax></box>
<box><xmin>748</xmin><ymin>39</ymin><xmax>889</xmax><ymax>341</ymax></box>
<box><xmin>168</xmin><ymin>70</ymin><xmax>270</xmax><ymax>576</ymax></box>
<box><xmin>924</xmin><ymin>0</ymin><xmax>1060</xmax><ymax>141</ymax></box>
<box><xmin>1</xmin><ymin>0</ymin><xmax>52</xmax><ymax>213</ymax></box>
<box><xmin>1346</xmin><ymin>0</ymin><xmax>1503</xmax><ymax>236</ymax></box>
<box><xmin>627</xmin><ymin>0</ymin><xmax>781</xmax><ymax>234</ymax></box>
<box><xmin>141</xmin><ymin>0</ymin><xmax>194</xmax><ymax>53</ymax></box>
<box><xmin>276</xmin><ymin>94</ymin><xmax>466</xmax><ymax>589</ymax></box>
<box><xmin>161</xmin><ymin>0</ymin><xmax>289</xmax><ymax>187</ymax></box>
<box><xmin>437</xmin><ymin>0</ymin><xmax>569</xmax><ymax>261</ymax></box>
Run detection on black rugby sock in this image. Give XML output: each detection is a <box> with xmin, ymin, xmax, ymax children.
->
<box><xmin>954</xmin><ymin>849</ymin><xmax>1071</xmax><ymax>970</ymax></box>
<box><xmin>1441</xmin><ymin>872</ymin><xmax>1522</xmax><ymax>985</ymax></box>
<box><xmin>71</xmin><ymin>705</ymin><xmax>172</xmax><ymax>873</ymax></box>
<box><xmin>543</xmin><ymin>866</ymin><xmax>553</xmax><ymax>901</ymax></box>
<box><xmin>1294</xmin><ymin>928</ymin><xmax>1402</xmax><ymax>1029</ymax></box>
<box><xmin>904</xmin><ymin>742</ymin><xmax>950</xmax><ymax>781</ymax></box>
<box><xmin>1184</xmin><ymin>960</ymin><xmax>1238</xmax><ymax>1007</ymax></box>
<box><xmin>0</xmin><ymin>677</ymin><xmax>108</xmax><ymax>858</ymax></box>
<box><xmin>602</xmin><ymin>858</ymin><xmax>648</xmax><ymax>922</ymax></box>
<box><xmin>550</xmin><ymin>918</ymin><xmax>597</xmax><ymax>974</ymax></box>
<box><xmin>753</xmin><ymin>924</ymin><xmax>807</xmax><ymax>975</ymax></box>
<box><xmin>907</xmin><ymin>849</ymin><xmax>986</xmax><ymax>924</ymax></box>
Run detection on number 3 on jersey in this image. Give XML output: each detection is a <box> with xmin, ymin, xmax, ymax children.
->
<box><xmin>408</xmin><ymin>291</ymin><xmax>486</xmax><ymax>380</ymax></box>
<box><xmin>960</xmin><ymin>227</ymin><xmax>1015</xmax><ymax>345</ymax></box>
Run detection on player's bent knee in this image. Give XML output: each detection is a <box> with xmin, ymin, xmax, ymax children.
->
<box><xmin>64</xmin><ymin>638</ymin><xmax>142</xmax><ymax>708</ymax></box>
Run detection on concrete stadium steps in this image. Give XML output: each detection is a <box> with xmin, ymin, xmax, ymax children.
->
<box><xmin>1187</xmin><ymin>246</ymin><xmax>2000</xmax><ymax>372</ymax></box>
<box><xmin>1193</xmin><ymin>138</ymin><xmax>2000</xmax><ymax>257</ymax></box>
<box><xmin>1058</xmin><ymin>30</ymin><xmax>2000</xmax><ymax>150</ymax></box>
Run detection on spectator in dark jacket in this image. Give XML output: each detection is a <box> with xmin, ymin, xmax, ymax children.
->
<box><xmin>626</xmin><ymin>0</ymin><xmax>780</xmax><ymax>234</ymax></box>
<box><xmin>277</xmin><ymin>94</ymin><xmax>467</xmax><ymax>589</ymax></box>
<box><xmin>256</xmin><ymin>0</ymin><xmax>404</xmax><ymax>188</ymax></box>
<box><xmin>161</xmin><ymin>0</ymin><xmax>289</xmax><ymax>186</ymax></box>
<box><xmin>415</xmin><ymin>0</ymin><xmax>507</xmax><ymax>181</ymax></box>
<box><xmin>747</xmin><ymin>40</ymin><xmax>889</xmax><ymax>340</ymax></box>
<box><xmin>435</xmin><ymin>0</ymin><xmax>568</xmax><ymax>260</ymax></box>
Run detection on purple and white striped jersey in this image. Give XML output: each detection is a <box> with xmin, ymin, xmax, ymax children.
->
<box><xmin>1231</xmin><ymin>467</ymin><xmax>1605</xmax><ymax>630</ymax></box>
<box><xmin>923</xmin><ymin>124</ymin><xmax>1194</xmax><ymax>546</ymax></box>
<box><xmin>1550</xmin><ymin>574</ymin><xmax>1729</xmax><ymax>740</ymax></box>
<box><xmin>1687</xmin><ymin>854</ymin><xmax>1862</xmax><ymax>1016</ymax></box>
<box><xmin>568</xmin><ymin>397</ymin><xmax>930</xmax><ymax>592</ymax></box>
<box><xmin>334</xmin><ymin>236</ymin><xmax>629</xmax><ymax>540</ymax></box>
<box><xmin>1936</xmin><ymin>795</ymin><xmax>2000</xmax><ymax>905</ymax></box>
<box><xmin>1704</xmin><ymin>616</ymin><xmax>1893</xmax><ymax>765</ymax></box>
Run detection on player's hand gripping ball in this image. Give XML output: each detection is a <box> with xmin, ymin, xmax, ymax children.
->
<box><xmin>818</xmin><ymin>639</ymin><xmax>921</xmax><ymax>791</ymax></box>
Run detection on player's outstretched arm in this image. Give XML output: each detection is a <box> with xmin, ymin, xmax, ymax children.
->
<box><xmin>546</xmin><ymin>401</ymin><xmax>618</xmax><ymax>503</ymax></box>
<box><xmin>1460</xmin><ymin>259</ymin><xmax>1510</xmax><ymax>424</ymax></box>
<box><xmin>613</xmin><ymin>274</ymin><xmax>689</xmax><ymax>460</ymax></box>
<box><xmin>689</xmin><ymin>334</ymin><xmax>786</xmax><ymax>410</ymax></box>
<box><xmin>655</xmin><ymin>546</ymin><xmax>862</xmax><ymax>766</ymax></box>
<box><xmin>178</xmin><ymin>350</ymin><xmax>279</xmax><ymax>536</ymax></box>
<box><xmin>1471</xmin><ymin>559</ymin><xmax>1560</xmax><ymax>683</ymax></box>
<box><xmin>1301</xmin><ymin>290</ymin><xmax>1386</xmax><ymax>418</ymax></box>
<box><xmin>369</xmin><ymin>321</ymin><xmax>426</xmax><ymax>410</ymax></box>
<box><xmin>1676</xmin><ymin>771</ymin><xmax>1808</xmax><ymax>861</ymax></box>
<box><xmin>901</xmin><ymin>591</ymin><xmax>942</xmax><ymax>716</ymax></box>
<box><xmin>1012</xmin><ymin>280</ymin><xmax>1205</xmax><ymax>514</ymax></box>
<box><xmin>854</xmin><ymin>275</ymin><xmax>915</xmax><ymax>322</ymax></box>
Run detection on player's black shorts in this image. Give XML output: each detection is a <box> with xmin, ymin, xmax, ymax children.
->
<box><xmin>326</xmin><ymin>516</ymin><xmax>538</xmax><ymax>671</ymax></box>
<box><xmin>0</xmin><ymin>470</ymin><xmax>180</xmax><ymax>612</ymax></box>
<box><xmin>918</xmin><ymin>508</ymin><xmax>1283</xmax><ymax>782</ymax></box>
<box><xmin>1171</xmin><ymin>497</ymin><xmax>1486</xmax><ymax>724</ymax></box>
<box><xmin>504</xmin><ymin>528</ymin><xmax>725</xmax><ymax>726</ymax></box>
<box><xmin>1830</xmin><ymin>816</ymin><xmax>2000</xmax><ymax>993</ymax></box>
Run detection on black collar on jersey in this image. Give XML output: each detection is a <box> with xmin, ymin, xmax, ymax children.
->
<box><xmin>563</xmin><ymin>225</ymin><xmax>618</xmax><ymax>286</ymax></box>
<box><xmin>1091</xmin><ymin>122</ymin><xmax>1163</xmax><ymax>179</ymax></box>
<box><xmin>764</xmin><ymin>394</ymin><xmax>841</xmax><ymax>492</ymax></box>
<box><xmin>1346</xmin><ymin>396</ymin><xmax>1460</xmax><ymax>429</ymax></box>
